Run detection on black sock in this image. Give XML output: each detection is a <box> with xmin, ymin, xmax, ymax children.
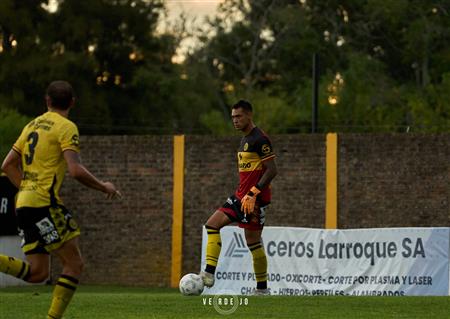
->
<box><xmin>205</xmin><ymin>264</ymin><xmax>216</xmax><ymax>274</ymax></box>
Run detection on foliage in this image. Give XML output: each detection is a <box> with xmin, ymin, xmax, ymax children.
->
<box><xmin>193</xmin><ymin>0</ymin><xmax>450</xmax><ymax>134</ymax></box>
<box><xmin>0</xmin><ymin>108</ymin><xmax>31</xmax><ymax>161</ymax></box>
<box><xmin>0</xmin><ymin>0</ymin><xmax>220</xmax><ymax>134</ymax></box>
<box><xmin>0</xmin><ymin>0</ymin><xmax>450</xmax><ymax>134</ymax></box>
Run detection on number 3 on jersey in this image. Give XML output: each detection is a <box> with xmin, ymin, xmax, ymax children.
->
<box><xmin>25</xmin><ymin>132</ymin><xmax>39</xmax><ymax>165</ymax></box>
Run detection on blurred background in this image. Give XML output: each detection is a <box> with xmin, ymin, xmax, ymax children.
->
<box><xmin>1</xmin><ymin>0</ymin><xmax>450</xmax><ymax>156</ymax></box>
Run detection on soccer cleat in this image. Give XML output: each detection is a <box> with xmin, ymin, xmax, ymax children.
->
<box><xmin>200</xmin><ymin>271</ymin><xmax>215</xmax><ymax>288</ymax></box>
<box><xmin>253</xmin><ymin>288</ymin><xmax>270</xmax><ymax>296</ymax></box>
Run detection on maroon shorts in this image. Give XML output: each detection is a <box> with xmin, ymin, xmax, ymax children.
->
<box><xmin>218</xmin><ymin>195</ymin><xmax>269</xmax><ymax>231</ymax></box>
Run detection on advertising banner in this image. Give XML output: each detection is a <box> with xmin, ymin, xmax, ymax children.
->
<box><xmin>201</xmin><ymin>226</ymin><xmax>450</xmax><ymax>296</ymax></box>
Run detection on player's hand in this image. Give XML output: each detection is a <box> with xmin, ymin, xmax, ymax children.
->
<box><xmin>102</xmin><ymin>181</ymin><xmax>122</xmax><ymax>199</ymax></box>
<box><xmin>240</xmin><ymin>186</ymin><xmax>261</xmax><ymax>214</ymax></box>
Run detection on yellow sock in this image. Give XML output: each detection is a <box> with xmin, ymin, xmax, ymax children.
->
<box><xmin>248</xmin><ymin>242</ymin><xmax>268</xmax><ymax>289</ymax></box>
<box><xmin>0</xmin><ymin>254</ymin><xmax>30</xmax><ymax>281</ymax></box>
<box><xmin>47</xmin><ymin>275</ymin><xmax>79</xmax><ymax>319</ymax></box>
<box><xmin>205</xmin><ymin>225</ymin><xmax>221</xmax><ymax>273</ymax></box>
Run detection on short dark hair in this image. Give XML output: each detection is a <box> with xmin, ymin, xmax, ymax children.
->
<box><xmin>46</xmin><ymin>80</ymin><xmax>74</xmax><ymax>110</ymax></box>
<box><xmin>232</xmin><ymin>100</ymin><xmax>253</xmax><ymax>112</ymax></box>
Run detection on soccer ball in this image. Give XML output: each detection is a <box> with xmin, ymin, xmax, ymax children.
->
<box><xmin>179</xmin><ymin>273</ymin><xmax>204</xmax><ymax>296</ymax></box>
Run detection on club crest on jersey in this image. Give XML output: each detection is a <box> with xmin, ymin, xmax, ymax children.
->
<box><xmin>68</xmin><ymin>218</ymin><xmax>78</xmax><ymax>231</ymax></box>
<box><xmin>243</xmin><ymin>143</ymin><xmax>249</xmax><ymax>151</ymax></box>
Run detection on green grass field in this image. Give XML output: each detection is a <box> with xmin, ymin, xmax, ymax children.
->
<box><xmin>0</xmin><ymin>285</ymin><xmax>449</xmax><ymax>319</ymax></box>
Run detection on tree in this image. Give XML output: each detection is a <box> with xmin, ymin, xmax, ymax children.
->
<box><xmin>1</xmin><ymin>1</ymin><xmax>450</xmax><ymax>134</ymax></box>
<box><xmin>0</xmin><ymin>0</ymin><xmax>216</xmax><ymax>134</ymax></box>
<box><xmin>190</xmin><ymin>0</ymin><xmax>450</xmax><ymax>133</ymax></box>
<box><xmin>0</xmin><ymin>108</ymin><xmax>30</xmax><ymax>161</ymax></box>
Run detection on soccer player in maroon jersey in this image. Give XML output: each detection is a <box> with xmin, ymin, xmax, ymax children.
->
<box><xmin>201</xmin><ymin>100</ymin><xmax>277</xmax><ymax>295</ymax></box>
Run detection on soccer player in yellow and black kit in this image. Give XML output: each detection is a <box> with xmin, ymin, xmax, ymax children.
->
<box><xmin>201</xmin><ymin>100</ymin><xmax>277</xmax><ymax>295</ymax></box>
<box><xmin>0</xmin><ymin>81</ymin><xmax>121</xmax><ymax>319</ymax></box>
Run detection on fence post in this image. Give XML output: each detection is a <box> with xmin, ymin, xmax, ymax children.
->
<box><xmin>171</xmin><ymin>135</ymin><xmax>185</xmax><ymax>287</ymax></box>
<box><xmin>326</xmin><ymin>133</ymin><xmax>338</xmax><ymax>229</ymax></box>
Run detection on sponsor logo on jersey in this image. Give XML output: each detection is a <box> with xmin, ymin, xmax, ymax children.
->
<box><xmin>261</xmin><ymin>144</ymin><xmax>271</xmax><ymax>154</ymax></box>
<box><xmin>239</xmin><ymin>162</ymin><xmax>251</xmax><ymax>169</ymax></box>
<box><xmin>71</xmin><ymin>134</ymin><xmax>80</xmax><ymax>147</ymax></box>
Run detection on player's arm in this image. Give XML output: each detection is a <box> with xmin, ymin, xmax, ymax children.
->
<box><xmin>257</xmin><ymin>157</ymin><xmax>277</xmax><ymax>190</ymax></box>
<box><xmin>241</xmin><ymin>158</ymin><xmax>277</xmax><ymax>214</ymax></box>
<box><xmin>63</xmin><ymin>150</ymin><xmax>121</xmax><ymax>199</ymax></box>
<box><xmin>241</xmin><ymin>135</ymin><xmax>277</xmax><ymax>214</ymax></box>
<box><xmin>1</xmin><ymin>149</ymin><xmax>23</xmax><ymax>188</ymax></box>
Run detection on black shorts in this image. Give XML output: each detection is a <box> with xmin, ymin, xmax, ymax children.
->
<box><xmin>16</xmin><ymin>205</ymin><xmax>80</xmax><ymax>255</ymax></box>
<box><xmin>218</xmin><ymin>195</ymin><xmax>269</xmax><ymax>230</ymax></box>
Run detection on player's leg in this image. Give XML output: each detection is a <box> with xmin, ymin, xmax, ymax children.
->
<box><xmin>0</xmin><ymin>253</ymin><xmax>49</xmax><ymax>283</ymax></box>
<box><xmin>47</xmin><ymin>237</ymin><xmax>83</xmax><ymax>319</ymax></box>
<box><xmin>0</xmin><ymin>208</ymin><xmax>51</xmax><ymax>283</ymax></box>
<box><xmin>245</xmin><ymin>228</ymin><xmax>268</xmax><ymax>294</ymax></box>
<box><xmin>0</xmin><ymin>206</ymin><xmax>51</xmax><ymax>283</ymax></box>
<box><xmin>0</xmin><ymin>254</ymin><xmax>31</xmax><ymax>280</ymax></box>
<box><xmin>26</xmin><ymin>254</ymin><xmax>50</xmax><ymax>282</ymax></box>
<box><xmin>201</xmin><ymin>209</ymin><xmax>233</xmax><ymax>287</ymax></box>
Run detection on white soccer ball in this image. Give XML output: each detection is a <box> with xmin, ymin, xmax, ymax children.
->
<box><xmin>179</xmin><ymin>273</ymin><xmax>204</xmax><ymax>296</ymax></box>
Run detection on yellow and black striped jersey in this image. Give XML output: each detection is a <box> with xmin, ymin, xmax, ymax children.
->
<box><xmin>13</xmin><ymin>111</ymin><xmax>80</xmax><ymax>208</ymax></box>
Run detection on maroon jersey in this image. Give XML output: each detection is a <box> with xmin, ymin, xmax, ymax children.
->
<box><xmin>235</xmin><ymin>127</ymin><xmax>275</xmax><ymax>202</ymax></box>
